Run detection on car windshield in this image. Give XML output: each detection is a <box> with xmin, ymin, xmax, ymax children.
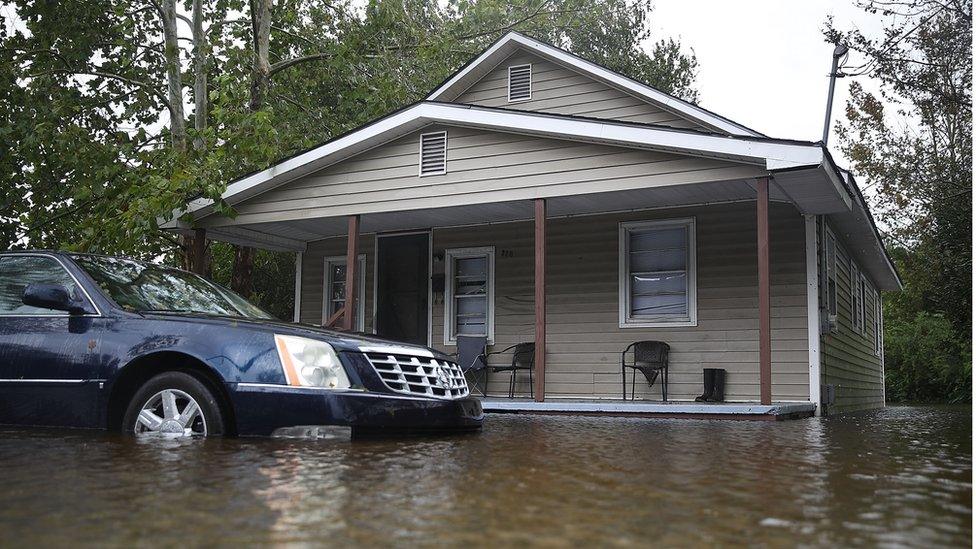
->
<box><xmin>71</xmin><ymin>255</ymin><xmax>273</xmax><ymax>319</ymax></box>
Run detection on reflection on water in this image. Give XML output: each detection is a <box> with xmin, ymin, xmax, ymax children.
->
<box><xmin>0</xmin><ymin>406</ymin><xmax>969</xmax><ymax>546</ymax></box>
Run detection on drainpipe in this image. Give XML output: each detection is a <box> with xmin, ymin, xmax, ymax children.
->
<box><xmin>821</xmin><ymin>44</ymin><xmax>849</xmax><ymax>145</ymax></box>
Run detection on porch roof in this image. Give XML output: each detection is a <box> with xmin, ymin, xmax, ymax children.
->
<box><xmin>170</xmin><ymin>102</ymin><xmax>850</xmax><ymax>223</ymax></box>
<box><xmin>163</xmin><ymin>102</ymin><xmax>900</xmax><ymax>290</ymax></box>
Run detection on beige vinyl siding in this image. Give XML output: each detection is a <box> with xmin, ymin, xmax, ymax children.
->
<box><xmin>820</xmin><ymin>228</ymin><xmax>885</xmax><ymax>413</ymax></box>
<box><xmin>299</xmin><ymin>235</ymin><xmax>375</xmax><ymax>331</ymax></box>
<box><xmin>218</xmin><ymin>125</ymin><xmax>762</xmax><ymax>227</ymax></box>
<box><xmin>429</xmin><ymin>202</ymin><xmax>809</xmax><ymax>401</ymax></box>
<box><xmin>453</xmin><ymin>51</ymin><xmax>709</xmax><ymax>130</ymax></box>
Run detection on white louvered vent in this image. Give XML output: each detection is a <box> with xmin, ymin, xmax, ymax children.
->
<box><xmin>419</xmin><ymin>131</ymin><xmax>447</xmax><ymax>176</ymax></box>
<box><xmin>508</xmin><ymin>64</ymin><xmax>532</xmax><ymax>101</ymax></box>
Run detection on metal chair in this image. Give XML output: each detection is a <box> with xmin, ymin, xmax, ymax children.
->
<box><xmin>621</xmin><ymin>341</ymin><xmax>669</xmax><ymax>401</ymax></box>
<box><xmin>489</xmin><ymin>342</ymin><xmax>535</xmax><ymax>398</ymax></box>
<box><xmin>455</xmin><ymin>335</ymin><xmax>489</xmax><ymax>396</ymax></box>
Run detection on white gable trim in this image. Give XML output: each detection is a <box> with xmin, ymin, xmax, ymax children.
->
<box><xmin>426</xmin><ymin>32</ymin><xmax>762</xmax><ymax>138</ymax></box>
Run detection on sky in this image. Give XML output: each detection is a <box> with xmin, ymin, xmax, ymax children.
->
<box><xmin>648</xmin><ymin>0</ymin><xmax>890</xmax><ymax>160</ymax></box>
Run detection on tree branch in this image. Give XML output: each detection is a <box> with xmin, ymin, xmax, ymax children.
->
<box><xmin>27</xmin><ymin>68</ymin><xmax>171</xmax><ymax>109</ymax></box>
<box><xmin>268</xmin><ymin>52</ymin><xmax>331</xmax><ymax>77</ymax></box>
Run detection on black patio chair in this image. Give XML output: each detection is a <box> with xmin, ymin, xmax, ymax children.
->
<box><xmin>621</xmin><ymin>341</ymin><xmax>669</xmax><ymax>401</ymax></box>
<box><xmin>455</xmin><ymin>335</ymin><xmax>489</xmax><ymax>396</ymax></box>
<box><xmin>488</xmin><ymin>342</ymin><xmax>535</xmax><ymax>399</ymax></box>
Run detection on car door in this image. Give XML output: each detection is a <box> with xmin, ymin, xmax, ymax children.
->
<box><xmin>0</xmin><ymin>254</ymin><xmax>103</xmax><ymax>428</ymax></box>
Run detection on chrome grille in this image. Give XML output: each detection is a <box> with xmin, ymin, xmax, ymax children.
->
<box><xmin>363</xmin><ymin>352</ymin><xmax>469</xmax><ymax>400</ymax></box>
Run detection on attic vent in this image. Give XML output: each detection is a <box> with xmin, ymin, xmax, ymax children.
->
<box><xmin>508</xmin><ymin>64</ymin><xmax>532</xmax><ymax>101</ymax></box>
<box><xmin>419</xmin><ymin>131</ymin><xmax>447</xmax><ymax>176</ymax></box>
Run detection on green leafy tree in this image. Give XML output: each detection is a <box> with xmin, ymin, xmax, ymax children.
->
<box><xmin>2</xmin><ymin>0</ymin><xmax>699</xmax><ymax>316</ymax></box>
<box><xmin>826</xmin><ymin>0</ymin><xmax>971</xmax><ymax>402</ymax></box>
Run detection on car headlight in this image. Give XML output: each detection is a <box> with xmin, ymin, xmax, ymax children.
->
<box><xmin>274</xmin><ymin>335</ymin><xmax>351</xmax><ymax>389</ymax></box>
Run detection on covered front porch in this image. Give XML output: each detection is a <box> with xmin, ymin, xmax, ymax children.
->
<box><xmin>183</xmin><ymin>176</ymin><xmax>828</xmax><ymax>412</ymax></box>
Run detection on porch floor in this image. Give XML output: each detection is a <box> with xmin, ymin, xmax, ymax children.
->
<box><xmin>479</xmin><ymin>398</ymin><xmax>816</xmax><ymax>421</ymax></box>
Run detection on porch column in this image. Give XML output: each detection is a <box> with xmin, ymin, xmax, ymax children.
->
<box><xmin>343</xmin><ymin>215</ymin><xmax>360</xmax><ymax>332</ymax></box>
<box><xmin>757</xmin><ymin>177</ymin><xmax>772</xmax><ymax>405</ymax></box>
<box><xmin>192</xmin><ymin>228</ymin><xmax>207</xmax><ymax>276</ymax></box>
<box><xmin>534</xmin><ymin>198</ymin><xmax>546</xmax><ymax>402</ymax></box>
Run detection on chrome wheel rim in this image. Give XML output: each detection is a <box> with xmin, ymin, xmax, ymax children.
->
<box><xmin>134</xmin><ymin>389</ymin><xmax>207</xmax><ymax>437</ymax></box>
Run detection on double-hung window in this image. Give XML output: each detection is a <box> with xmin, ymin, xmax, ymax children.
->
<box><xmin>824</xmin><ymin>228</ymin><xmax>838</xmax><ymax>320</ymax></box>
<box><xmin>619</xmin><ymin>218</ymin><xmax>697</xmax><ymax>327</ymax></box>
<box><xmin>323</xmin><ymin>254</ymin><xmax>366</xmax><ymax>331</ymax></box>
<box><xmin>858</xmin><ymin>273</ymin><xmax>868</xmax><ymax>335</ymax></box>
<box><xmin>444</xmin><ymin>247</ymin><xmax>494</xmax><ymax>344</ymax></box>
<box><xmin>874</xmin><ymin>289</ymin><xmax>883</xmax><ymax>356</ymax></box>
<box><xmin>850</xmin><ymin>261</ymin><xmax>865</xmax><ymax>333</ymax></box>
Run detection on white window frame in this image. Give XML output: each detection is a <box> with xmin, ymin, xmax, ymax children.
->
<box><xmin>859</xmin><ymin>272</ymin><xmax>868</xmax><ymax>336</ymax></box>
<box><xmin>322</xmin><ymin>254</ymin><xmax>366</xmax><ymax>332</ymax></box>
<box><xmin>444</xmin><ymin>246</ymin><xmax>495</xmax><ymax>345</ymax></box>
<box><xmin>507</xmin><ymin>63</ymin><xmax>532</xmax><ymax>102</ymax></box>
<box><xmin>824</xmin><ymin>225</ymin><xmax>838</xmax><ymax>318</ymax></box>
<box><xmin>874</xmin><ymin>287</ymin><xmax>883</xmax><ymax>357</ymax></box>
<box><xmin>850</xmin><ymin>260</ymin><xmax>864</xmax><ymax>333</ymax></box>
<box><xmin>418</xmin><ymin>130</ymin><xmax>447</xmax><ymax>177</ymax></box>
<box><xmin>618</xmin><ymin>218</ymin><xmax>697</xmax><ymax>328</ymax></box>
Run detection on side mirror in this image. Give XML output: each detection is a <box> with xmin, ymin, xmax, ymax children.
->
<box><xmin>22</xmin><ymin>284</ymin><xmax>87</xmax><ymax>314</ymax></box>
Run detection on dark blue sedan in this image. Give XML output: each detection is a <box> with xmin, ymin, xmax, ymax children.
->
<box><xmin>0</xmin><ymin>251</ymin><xmax>483</xmax><ymax>437</ymax></box>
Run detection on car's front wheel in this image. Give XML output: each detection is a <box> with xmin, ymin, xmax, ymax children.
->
<box><xmin>122</xmin><ymin>371</ymin><xmax>225</xmax><ymax>437</ymax></box>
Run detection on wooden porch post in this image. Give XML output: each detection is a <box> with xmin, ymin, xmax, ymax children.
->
<box><xmin>534</xmin><ymin>198</ymin><xmax>546</xmax><ymax>402</ymax></box>
<box><xmin>757</xmin><ymin>177</ymin><xmax>772</xmax><ymax>405</ymax></box>
<box><xmin>343</xmin><ymin>215</ymin><xmax>360</xmax><ymax>332</ymax></box>
<box><xmin>192</xmin><ymin>228</ymin><xmax>207</xmax><ymax>276</ymax></box>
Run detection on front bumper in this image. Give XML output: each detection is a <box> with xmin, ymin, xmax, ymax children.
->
<box><xmin>229</xmin><ymin>384</ymin><xmax>484</xmax><ymax>436</ymax></box>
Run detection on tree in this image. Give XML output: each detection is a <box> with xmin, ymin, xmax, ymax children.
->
<box><xmin>2</xmin><ymin>0</ymin><xmax>700</xmax><ymax>317</ymax></box>
<box><xmin>826</xmin><ymin>0</ymin><xmax>971</xmax><ymax>401</ymax></box>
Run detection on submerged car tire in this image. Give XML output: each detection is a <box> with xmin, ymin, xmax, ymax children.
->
<box><xmin>122</xmin><ymin>371</ymin><xmax>225</xmax><ymax>437</ymax></box>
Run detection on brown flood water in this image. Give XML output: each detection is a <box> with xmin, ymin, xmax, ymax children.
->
<box><xmin>0</xmin><ymin>406</ymin><xmax>970</xmax><ymax>547</ymax></box>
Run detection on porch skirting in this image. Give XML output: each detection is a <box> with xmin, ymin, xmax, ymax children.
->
<box><xmin>480</xmin><ymin>398</ymin><xmax>816</xmax><ymax>421</ymax></box>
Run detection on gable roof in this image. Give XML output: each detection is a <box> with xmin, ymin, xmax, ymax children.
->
<box><xmin>427</xmin><ymin>32</ymin><xmax>763</xmax><ymax>138</ymax></box>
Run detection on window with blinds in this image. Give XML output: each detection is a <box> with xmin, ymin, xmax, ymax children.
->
<box><xmin>508</xmin><ymin>64</ymin><xmax>532</xmax><ymax>101</ymax></box>
<box><xmin>419</xmin><ymin>131</ymin><xmax>447</xmax><ymax>176</ymax></box>
<box><xmin>444</xmin><ymin>247</ymin><xmax>495</xmax><ymax>343</ymax></box>
<box><xmin>619</xmin><ymin>219</ymin><xmax>697</xmax><ymax>327</ymax></box>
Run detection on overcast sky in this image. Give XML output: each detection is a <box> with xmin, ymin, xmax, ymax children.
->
<box><xmin>648</xmin><ymin>0</ymin><xmax>889</xmax><ymax>160</ymax></box>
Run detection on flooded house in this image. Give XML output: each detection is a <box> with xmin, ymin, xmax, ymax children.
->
<box><xmin>166</xmin><ymin>32</ymin><xmax>900</xmax><ymax>419</ymax></box>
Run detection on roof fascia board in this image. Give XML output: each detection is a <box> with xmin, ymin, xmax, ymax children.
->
<box><xmin>843</xmin><ymin>170</ymin><xmax>903</xmax><ymax>290</ymax></box>
<box><xmin>427</xmin><ymin>32</ymin><xmax>762</xmax><ymax>138</ymax></box>
<box><xmin>423</xmin><ymin>103</ymin><xmax>822</xmax><ymax>168</ymax></box>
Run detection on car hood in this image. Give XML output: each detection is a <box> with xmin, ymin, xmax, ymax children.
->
<box><xmin>141</xmin><ymin>313</ymin><xmax>450</xmax><ymax>360</ymax></box>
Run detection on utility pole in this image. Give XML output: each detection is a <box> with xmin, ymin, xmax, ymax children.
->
<box><xmin>822</xmin><ymin>44</ymin><xmax>849</xmax><ymax>145</ymax></box>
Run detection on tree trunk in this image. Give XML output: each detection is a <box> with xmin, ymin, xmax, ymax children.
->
<box><xmin>180</xmin><ymin>232</ymin><xmax>209</xmax><ymax>275</ymax></box>
<box><xmin>191</xmin><ymin>0</ymin><xmax>208</xmax><ymax>152</ymax></box>
<box><xmin>229</xmin><ymin>0</ymin><xmax>273</xmax><ymax>294</ymax></box>
<box><xmin>248</xmin><ymin>0</ymin><xmax>272</xmax><ymax>112</ymax></box>
<box><xmin>161</xmin><ymin>0</ymin><xmax>186</xmax><ymax>152</ymax></box>
<box><xmin>231</xmin><ymin>245</ymin><xmax>255</xmax><ymax>297</ymax></box>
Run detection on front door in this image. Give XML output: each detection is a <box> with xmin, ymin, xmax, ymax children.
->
<box><xmin>375</xmin><ymin>233</ymin><xmax>429</xmax><ymax>345</ymax></box>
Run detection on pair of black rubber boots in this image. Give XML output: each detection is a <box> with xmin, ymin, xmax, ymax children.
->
<box><xmin>695</xmin><ymin>368</ymin><xmax>726</xmax><ymax>402</ymax></box>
